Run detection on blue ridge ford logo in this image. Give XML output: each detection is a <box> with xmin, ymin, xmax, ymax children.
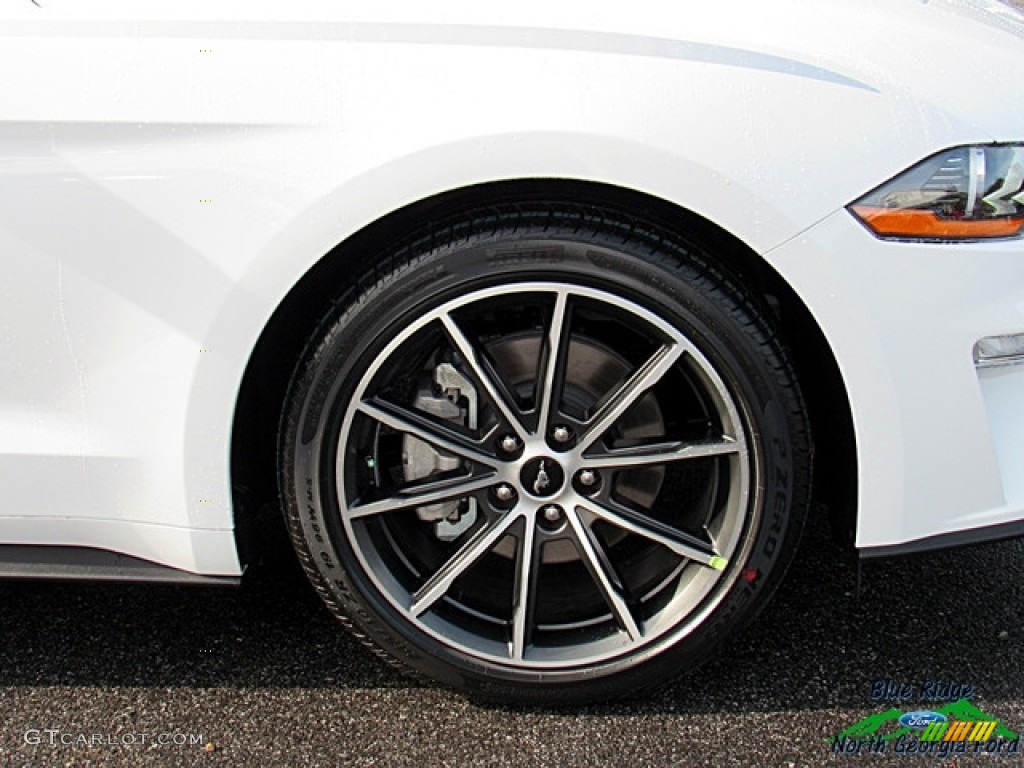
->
<box><xmin>899</xmin><ymin>711</ymin><xmax>948</xmax><ymax>730</ymax></box>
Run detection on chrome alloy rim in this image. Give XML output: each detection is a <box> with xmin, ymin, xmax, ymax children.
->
<box><xmin>335</xmin><ymin>282</ymin><xmax>753</xmax><ymax>669</ymax></box>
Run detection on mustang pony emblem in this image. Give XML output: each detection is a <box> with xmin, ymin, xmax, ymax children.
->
<box><xmin>533</xmin><ymin>461</ymin><xmax>551</xmax><ymax>495</ymax></box>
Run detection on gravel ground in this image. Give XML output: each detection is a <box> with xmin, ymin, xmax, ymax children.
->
<box><xmin>1</xmin><ymin>514</ymin><xmax>1021</xmax><ymax>768</ymax></box>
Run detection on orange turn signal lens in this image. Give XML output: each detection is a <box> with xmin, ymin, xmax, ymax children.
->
<box><xmin>850</xmin><ymin>206</ymin><xmax>1024</xmax><ymax>240</ymax></box>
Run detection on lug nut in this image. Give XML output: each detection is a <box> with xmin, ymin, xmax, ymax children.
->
<box><xmin>539</xmin><ymin>504</ymin><xmax>566</xmax><ymax>531</ymax></box>
<box><xmin>542</xmin><ymin>505</ymin><xmax>563</xmax><ymax>523</ymax></box>
<box><xmin>573</xmin><ymin>468</ymin><xmax>602</xmax><ymax>495</ymax></box>
<box><xmin>499</xmin><ymin>434</ymin><xmax>520</xmax><ymax>454</ymax></box>
<box><xmin>494</xmin><ymin>484</ymin><xmax>515</xmax><ymax>502</ymax></box>
<box><xmin>552</xmin><ymin>425</ymin><xmax>572</xmax><ymax>443</ymax></box>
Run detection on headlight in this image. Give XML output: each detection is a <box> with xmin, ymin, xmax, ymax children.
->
<box><xmin>849</xmin><ymin>144</ymin><xmax>1024</xmax><ymax>241</ymax></box>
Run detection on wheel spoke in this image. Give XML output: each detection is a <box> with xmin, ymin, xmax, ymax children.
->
<box><xmin>357</xmin><ymin>398</ymin><xmax>495</xmax><ymax>466</ymax></box>
<box><xmin>565</xmin><ymin>508</ymin><xmax>641</xmax><ymax>641</ymax></box>
<box><xmin>581</xmin><ymin>437</ymin><xmax>740</xmax><ymax>470</ymax></box>
<box><xmin>440</xmin><ymin>314</ymin><xmax>530</xmax><ymax>442</ymax></box>
<box><xmin>577</xmin><ymin>343</ymin><xmax>684</xmax><ymax>452</ymax></box>
<box><xmin>510</xmin><ymin>516</ymin><xmax>541</xmax><ymax>661</ymax></box>
<box><xmin>580</xmin><ymin>498</ymin><xmax>726</xmax><ymax>570</ymax></box>
<box><xmin>410</xmin><ymin>510</ymin><xmax>522</xmax><ymax>617</ymax></box>
<box><xmin>534</xmin><ymin>290</ymin><xmax>570</xmax><ymax>437</ymax></box>
<box><xmin>347</xmin><ymin>471</ymin><xmax>496</xmax><ymax>519</ymax></box>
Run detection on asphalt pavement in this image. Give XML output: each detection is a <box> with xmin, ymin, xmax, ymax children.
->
<box><xmin>1</xmin><ymin>513</ymin><xmax>1021</xmax><ymax>767</ymax></box>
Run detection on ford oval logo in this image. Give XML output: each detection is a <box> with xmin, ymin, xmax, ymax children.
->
<box><xmin>899</xmin><ymin>711</ymin><xmax>947</xmax><ymax>729</ymax></box>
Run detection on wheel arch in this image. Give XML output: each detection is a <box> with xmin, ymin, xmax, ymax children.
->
<box><xmin>230</xmin><ymin>178</ymin><xmax>857</xmax><ymax>568</ymax></box>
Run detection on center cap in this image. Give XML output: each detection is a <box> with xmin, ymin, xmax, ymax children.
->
<box><xmin>520</xmin><ymin>457</ymin><xmax>565</xmax><ymax>498</ymax></box>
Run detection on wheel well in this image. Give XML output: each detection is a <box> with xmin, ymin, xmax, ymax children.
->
<box><xmin>230</xmin><ymin>179</ymin><xmax>857</xmax><ymax>569</ymax></box>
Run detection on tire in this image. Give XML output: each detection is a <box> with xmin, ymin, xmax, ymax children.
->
<box><xmin>279</xmin><ymin>206</ymin><xmax>811</xmax><ymax>704</ymax></box>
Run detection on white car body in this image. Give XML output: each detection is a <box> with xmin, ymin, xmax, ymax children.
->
<box><xmin>1</xmin><ymin>0</ymin><xmax>1023</xmax><ymax>579</ymax></box>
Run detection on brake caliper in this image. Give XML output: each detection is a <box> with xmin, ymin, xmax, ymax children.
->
<box><xmin>403</xmin><ymin>362</ymin><xmax>479</xmax><ymax>542</ymax></box>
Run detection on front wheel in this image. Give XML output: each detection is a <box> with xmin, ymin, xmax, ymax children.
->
<box><xmin>280</xmin><ymin>207</ymin><xmax>810</xmax><ymax>703</ymax></box>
